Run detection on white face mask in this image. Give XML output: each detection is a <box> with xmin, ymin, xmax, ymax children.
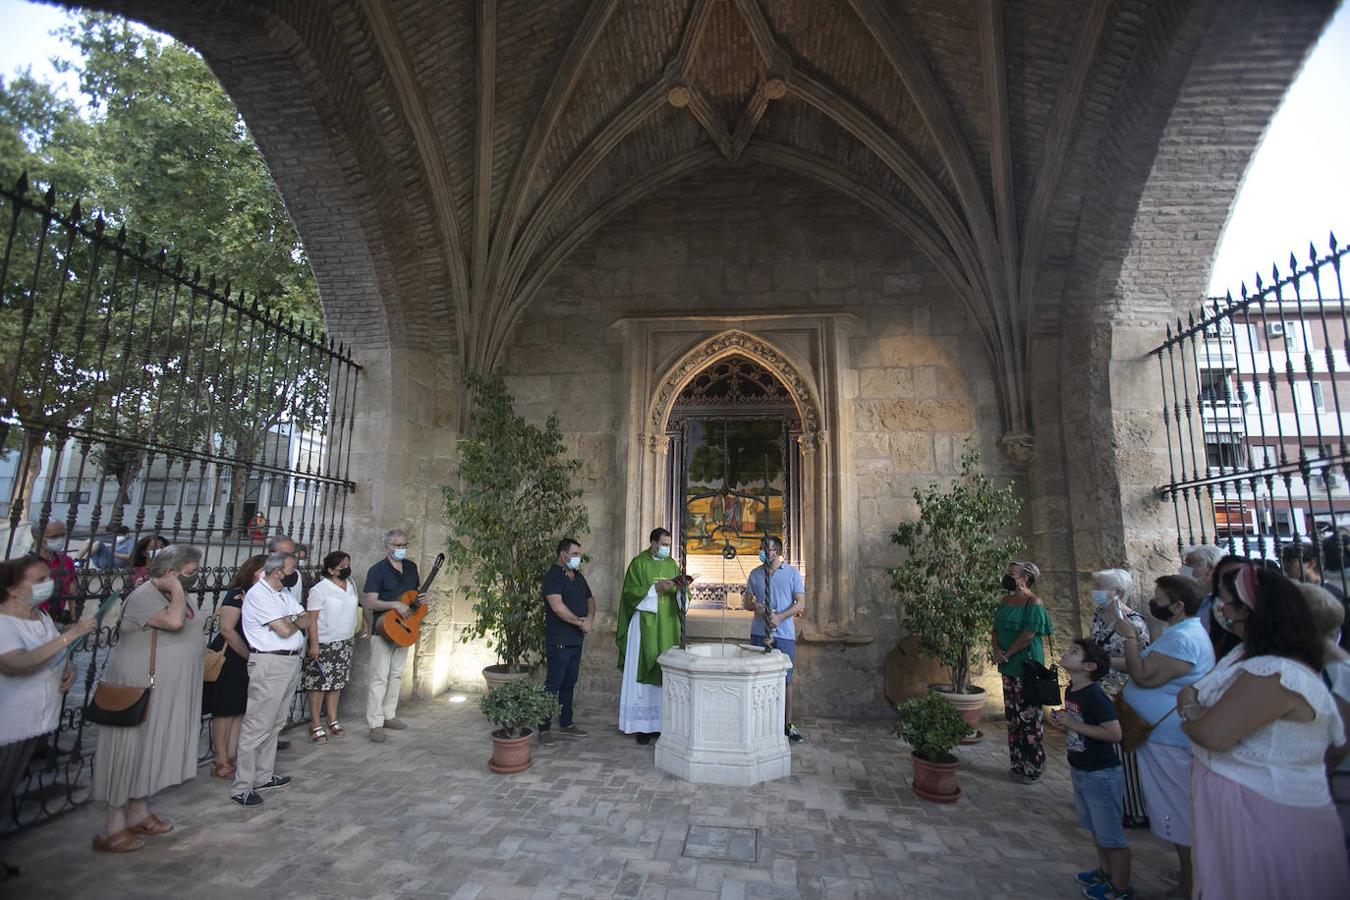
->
<box><xmin>1090</xmin><ymin>589</ymin><xmax>1113</xmax><ymax>607</ymax></box>
<box><xmin>655</xmin><ymin>545</ymin><xmax>670</xmax><ymax>559</ymax></box>
<box><xmin>1179</xmin><ymin>565</ymin><xmax>1195</xmax><ymax>580</ymax></box>
<box><xmin>29</xmin><ymin>580</ymin><xmax>55</xmax><ymax>605</ymax></box>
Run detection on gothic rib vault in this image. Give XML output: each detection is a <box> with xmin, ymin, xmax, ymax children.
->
<box><xmin>65</xmin><ymin>0</ymin><xmax>1338</xmax><ymax>466</ymax></box>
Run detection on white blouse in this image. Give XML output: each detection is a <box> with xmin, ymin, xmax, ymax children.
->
<box><xmin>0</xmin><ymin>611</ymin><xmax>64</xmax><ymax>746</ymax></box>
<box><xmin>308</xmin><ymin>578</ymin><xmax>360</xmax><ymax>643</ymax></box>
<box><xmin>1192</xmin><ymin>646</ymin><xmax>1345</xmax><ymax>807</ymax></box>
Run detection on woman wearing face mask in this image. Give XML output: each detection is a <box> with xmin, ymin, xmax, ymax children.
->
<box><xmin>992</xmin><ymin>560</ymin><xmax>1053</xmax><ymax>783</ymax></box>
<box><xmin>91</xmin><ymin>544</ymin><xmax>204</xmax><ymax>853</ymax></box>
<box><xmin>0</xmin><ymin>557</ymin><xmax>94</xmax><ymax>878</ymax></box>
<box><xmin>203</xmin><ymin>554</ymin><xmax>266</xmax><ymax>779</ymax></box>
<box><xmin>126</xmin><ymin>534</ymin><xmax>168</xmax><ymax>588</ymax></box>
<box><xmin>1110</xmin><ymin>575</ymin><xmax>1214</xmax><ymax>898</ymax></box>
<box><xmin>302</xmin><ymin>551</ymin><xmax>361</xmax><ymax>744</ymax></box>
<box><xmin>1088</xmin><ymin>569</ymin><xmax>1151</xmax><ymax>828</ymax></box>
<box><xmin>1180</xmin><ymin>565</ymin><xmax>1350</xmax><ymax>898</ymax></box>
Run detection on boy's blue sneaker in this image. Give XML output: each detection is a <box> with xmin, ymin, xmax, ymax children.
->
<box><xmin>1075</xmin><ymin>869</ymin><xmax>1107</xmax><ymax>888</ymax></box>
<box><xmin>1082</xmin><ymin>881</ymin><xmax>1133</xmax><ymax>900</ymax></box>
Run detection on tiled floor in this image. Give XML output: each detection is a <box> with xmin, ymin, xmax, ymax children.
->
<box><xmin>1</xmin><ymin>698</ymin><xmax>1183</xmax><ymax>898</ymax></box>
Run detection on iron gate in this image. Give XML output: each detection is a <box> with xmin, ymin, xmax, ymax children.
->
<box><xmin>1153</xmin><ymin>234</ymin><xmax>1348</xmax><ymax>575</ymax></box>
<box><xmin>0</xmin><ymin>173</ymin><xmax>359</xmax><ymax>832</ymax></box>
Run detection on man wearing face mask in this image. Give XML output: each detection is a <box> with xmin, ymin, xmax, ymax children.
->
<box><xmin>616</xmin><ymin>528</ymin><xmax>682</xmax><ymax>744</ymax></box>
<box><xmin>361</xmin><ymin>528</ymin><xmax>426</xmax><ymax>743</ymax></box>
<box><xmin>1178</xmin><ymin>544</ymin><xmax>1222</xmax><ymax>634</ymax></box>
<box><xmin>266</xmin><ymin>534</ymin><xmax>304</xmax><ymax>606</ymax></box>
<box><xmin>231</xmin><ymin>551</ymin><xmax>311</xmax><ymax>807</ymax></box>
<box><xmin>537</xmin><ymin>538</ymin><xmax>595</xmax><ymax>745</ymax></box>
<box><xmin>744</xmin><ymin>535</ymin><xmax>807</xmax><ymax>742</ymax></box>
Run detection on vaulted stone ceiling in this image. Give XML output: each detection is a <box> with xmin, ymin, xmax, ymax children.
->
<box><xmin>68</xmin><ymin>0</ymin><xmax>1332</xmax><ymax>451</ymax></box>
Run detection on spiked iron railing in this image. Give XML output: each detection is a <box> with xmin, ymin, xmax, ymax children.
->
<box><xmin>1153</xmin><ymin>234</ymin><xmax>1348</xmax><ymax>579</ymax></box>
<box><xmin>0</xmin><ymin>173</ymin><xmax>359</xmax><ymax>832</ymax></box>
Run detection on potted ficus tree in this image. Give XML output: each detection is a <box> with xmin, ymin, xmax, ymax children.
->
<box><xmin>895</xmin><ymin>691</ymin><xmax>970</xmax><ymax>802</ymax></box>
<box><xmin>889</xmin><ymin>443</ymin><xmax>1022</xmax><ymax>742</ymax></box>
<box><xmin>480</xmin><ymin>678</ymin><xmax>560</xmax><ymax>773</ymax></box>
<box><xmin>444</xmin><ymin>372</ymin><xmax>589</xmax><ymax>689</ymax></box>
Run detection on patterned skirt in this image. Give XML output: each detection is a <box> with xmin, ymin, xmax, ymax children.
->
<box><xmin>301</xmin><ymin>638</ymin><xmax>354</xmax><ymax>692</ymax></box>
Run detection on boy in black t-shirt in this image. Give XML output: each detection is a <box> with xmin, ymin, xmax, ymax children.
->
<box><xmin>1049</xmin><ymin>638</ymin><xmax>1132</xmax><ymax>900</ymax></box>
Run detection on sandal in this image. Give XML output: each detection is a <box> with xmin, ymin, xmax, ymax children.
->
<box><xmin>211</xmin><ymin>761</ymin><xmax>236</xmax><ymax>779</ymax></box>
<box><xmin>310</xmin><ymin>726</ymin><xmax>328</xmax><ymax>744</ymax></box>
<box><xmin>92</xmin><ymin>829</ymin><xmax>145</xmax><ymax>853</ymax></box>
<box><xmin>327</xmin><ymin>720</ymin><xmax>345</xmax><ymax>737</ymax></box>
<box><xmin>129</xmin><ymin>813</ymin><xmax>173</xmax><ymax>836</ymax></box>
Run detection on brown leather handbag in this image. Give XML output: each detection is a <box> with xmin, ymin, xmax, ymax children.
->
<box><xmin>1113</xmin><ymin>693</ymin><xmax>1176</xmax><ymax>753</ymax></box>
<box><xmin>84</xmin><ymin>626</ymin><xmax>157</xmax><ymax>727</ymax></box>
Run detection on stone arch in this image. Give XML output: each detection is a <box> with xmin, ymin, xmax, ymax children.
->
<box><xmin>647</xmin><ymin>330</ymin><xmax>824</xmax><ymax>442</ymax></box>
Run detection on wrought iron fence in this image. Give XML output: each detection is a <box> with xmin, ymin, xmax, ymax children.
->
<box><xmin>1153</xmin><ymin>234</ymin><xmax>1349</xmax><ymax>582</ymax></box>
<box><xmin>0</xmin><ymin>173</ymin><xmax>359</xmax><ymax>832</ymax></box>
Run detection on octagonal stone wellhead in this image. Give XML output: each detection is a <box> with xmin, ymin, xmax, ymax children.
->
<box><xmin>654</xmin><ymin>643</ymin><xmax>793</xmax><ymax>786</ymax></box>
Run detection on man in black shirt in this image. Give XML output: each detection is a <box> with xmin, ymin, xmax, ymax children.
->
<box><xmin>361</xmin><ymin>528</ymin><xmax>426</xmax><ymax>743</ymax></box>
<box><xmin>538</xmin><ymin>538</ymin><xmax>595</xmax><ymax>745</ymax></box>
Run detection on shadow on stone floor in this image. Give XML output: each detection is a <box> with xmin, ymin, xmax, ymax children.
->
<box><xmin>0</xmin><ymin>698</ymin><xmax>1184</xmax><ymax>899</ymax></box>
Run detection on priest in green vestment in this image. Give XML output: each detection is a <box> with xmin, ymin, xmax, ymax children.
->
<box><xmin>616</xmin><ymin>527</ymin><xmax>682</xmax><ymax>742</ymax></box>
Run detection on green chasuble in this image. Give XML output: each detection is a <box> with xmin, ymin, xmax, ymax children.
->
<box><xmin>616</xmin><ymin>551</ymin><xmax>682</xmax><ymax>686</ymax></box>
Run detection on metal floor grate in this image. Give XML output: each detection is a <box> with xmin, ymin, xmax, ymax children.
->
<box><xmin>682</xmin><ymin>824</ymin><xmax>759</xmax><ymax>863</ymax></box>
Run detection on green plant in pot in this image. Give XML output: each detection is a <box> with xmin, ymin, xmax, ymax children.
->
<box><xmin>888</xmin><ymin>443</ymin><xmax>1022</xmax><ymax>742</ymax></box>
<box><xmin>895</xmin><ymin>691</ymin><xmax>969</xmax><ymax>802</ymax></box>
<box><xmin>444</xmin><ymin>372</ymin><xmax>588</xmax><ymax>688</ymax></box>
<box><xmin>480</xmin><ymin>678</ymin><xmax>560</xmax><ymax>774</ymax></box>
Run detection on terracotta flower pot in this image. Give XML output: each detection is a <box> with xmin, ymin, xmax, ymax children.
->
<box><xmin>910</xmin><ymin>751</ymin><xmax>960</xmax><ymax>803</ymax></box>
<box><xmin>483</xmin><ymin>664</ymin><xmax>532</xmax><ymax>692</ymax></box>
<box><xmin>488</xmin><ymin>729</ymin><xmax>534</xmax><ymax>774</ymax></box>
<box><xmin>929</xmin><ymin>683</ymin><xmax>987</xmax><ymax>744</ymax></box>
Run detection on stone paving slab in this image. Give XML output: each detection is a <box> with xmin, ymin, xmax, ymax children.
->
<box><xmin>0</xmin><ymin>698</ymin><xmax>1182</xmax><ymax>898</ymax></box>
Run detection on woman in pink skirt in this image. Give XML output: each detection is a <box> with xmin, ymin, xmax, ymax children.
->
<box><xmin>1179</xmin><ymin>565</ymin><xmax>1349</xmax><ymax>899</ymax></box>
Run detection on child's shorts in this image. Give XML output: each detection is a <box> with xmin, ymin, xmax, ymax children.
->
<box><xmin>1072</xmin><ymin>764</ymin><xmax>1128</xmax><ymax>849</ymax></box>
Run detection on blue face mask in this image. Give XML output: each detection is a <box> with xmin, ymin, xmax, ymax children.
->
<box><xmin>566</xmin><ymin>555</ymin><xmax>581</xmax><ymax>570</ymax></box>
<box><xmin>392</xmin><ymin>547</ymin><xmax>408</xmax><ymax>561</ymax></box>
<box><xmin>655</xmin><ymin>545</ymin><xmax>670</xmax><ymax>559</ymax></box>
<box><xmin>1090</xmin><ymin>589</ymin><xmax>1112</xmax><ymax>607</ymax></box>
<box><xmin>758</xmin><ymin>550</ymin><xmax>767</xmax><ymax>563</ymax></box>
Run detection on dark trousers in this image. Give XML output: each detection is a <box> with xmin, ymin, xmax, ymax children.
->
<box><xmin>540</xmin><ymin>643</ymin><xmax>582</xmax><ymax>731</ymax></box>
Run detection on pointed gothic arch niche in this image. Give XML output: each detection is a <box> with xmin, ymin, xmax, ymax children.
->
<box><xmin>612</xmin><ymin>321</ymin><xmax>870</xmax><ymax>644</ymax></box>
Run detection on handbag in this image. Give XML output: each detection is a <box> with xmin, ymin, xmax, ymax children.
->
<box><xmin>1113</xmin><ymin>693</ymin><xmax>1176</xmax><ymax>753</ymax></box>
<box><xmin>84</xmin><ymin>616</ymin><xmax>158</xmax><ymax>728</ymax></box>
<box><xmin>202</xmin><ymin>644</ymin><xmax>226</xmax><ymax>683</ymax></box>
<box><xmin>1014</xmin><ymin>601</ymin><xmax>1061</xmax><ymax>706</ymax></box>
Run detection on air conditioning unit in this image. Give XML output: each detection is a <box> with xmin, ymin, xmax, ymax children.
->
<box><xmin>1266</xmin><ymin>321</ymin><xmax>1286</xmax><ymax>337</ymax></box>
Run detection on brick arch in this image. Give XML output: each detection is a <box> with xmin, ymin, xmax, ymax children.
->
<box><xmin>1037</xmin><ymin>0</ymin><xmax>1338</xmax><ymax>615</ymax></box>
<box><xmin>56</xmin><ymin>0</ymin><xmax>446</xmax><ymax>354</ymax></box>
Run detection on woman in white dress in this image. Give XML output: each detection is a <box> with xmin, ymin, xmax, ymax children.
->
<box><xmin>0</xmin><ymin>557</ymin><xmax>93</xmax><ymax>877</ymax></box>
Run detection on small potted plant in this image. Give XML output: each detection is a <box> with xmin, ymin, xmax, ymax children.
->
<box><xmin>895</xmin><ymin>691</ymin><xmax>969</xmax><ymax>803</ymax></box>
<box><xmin>888</xmin><ymin>444</ymin><xmax>1022</xmax><ymax>741</ymax></box>
<box><xmin>479</xmin><ymin>678</ymin><xmax>560</xmax><ymax>774</ymax></box>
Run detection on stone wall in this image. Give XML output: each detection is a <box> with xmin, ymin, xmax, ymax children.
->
<box><xmin>500</xmin><ymin>167</ymin><xmax>1011</xmax><ymax>718</ymax></box>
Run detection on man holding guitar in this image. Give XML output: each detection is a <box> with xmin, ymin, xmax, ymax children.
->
<box><xmin>361</xmin><ymin>528</ymin><xmax>428</xmax><ymax>743</ymax></box>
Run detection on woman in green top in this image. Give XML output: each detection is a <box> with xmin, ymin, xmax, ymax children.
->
<box><xmin>992</xmin><ymin>560</ymin><xmax>1054</xmax><ymax>782</ymax></box>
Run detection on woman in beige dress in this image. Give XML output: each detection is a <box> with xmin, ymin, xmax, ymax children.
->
<box><xmin>91</xmin><ymin>545</ymin><xmax>203</xmax><ymax>853</ymax></box>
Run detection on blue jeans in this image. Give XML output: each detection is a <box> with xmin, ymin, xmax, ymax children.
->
<box><xmin>540</xmin><ymin>643</ymin><xmax>582</xmax><ymax>731</ymax></box>
<box><xmin>750</xmin><ymin>634</ymin><xmax>795</xmax><ymax>683</ymax></box>
<box><xmin>1072</xmin><ymin>765</ymin><xmax>1128</xmax><ymax>849</ymax></box>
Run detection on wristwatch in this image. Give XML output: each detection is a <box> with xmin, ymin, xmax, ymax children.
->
<box><xmin>288</xmin><ymin>614</ymin><xmax>300</xmax><ymax>625</ymax></box>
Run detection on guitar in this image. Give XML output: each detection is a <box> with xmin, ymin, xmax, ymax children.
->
<box><xmin>374</xmin><ymin>553</ymin><xmax>446</xmax><ymax>647</ymax></box>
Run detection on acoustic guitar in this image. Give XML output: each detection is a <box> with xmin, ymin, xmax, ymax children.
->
<box><xmin>375</xmin><ymin>553</ymin><xmax>446</xmax><ymax>647</ymax></box>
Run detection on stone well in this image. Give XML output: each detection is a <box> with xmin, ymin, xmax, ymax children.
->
<box><xmin>654</xmin><ymin>642</ymin><xmax>793</xmax><ymax>787</ymax></box>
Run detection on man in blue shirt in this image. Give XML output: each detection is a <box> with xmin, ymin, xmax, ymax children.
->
<box><xmin>744</xmin><ymin>535</ymin><xmax>807</xmax><ymax>743</ymax></box>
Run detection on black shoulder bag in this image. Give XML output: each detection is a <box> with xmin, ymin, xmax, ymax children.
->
<box><xmin>1016</xmin><ymin>602</ymin><xmax>1061</xmax><ymax>706</ymax></box>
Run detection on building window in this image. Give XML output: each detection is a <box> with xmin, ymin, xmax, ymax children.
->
<box><xmin>1206</xmin><ymin>441</ymin><xmax>1246</xmax><ymax>470</ymax></box>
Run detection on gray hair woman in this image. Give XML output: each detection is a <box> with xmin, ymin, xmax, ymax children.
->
<box><xmin>1089</xmin><ymin>568</ymin><xmax>1151</xmax><ymax>830</ymax></box>
<box><xmin>91</xmin><ymin>544</ymin><xmax>203</xmax><ymax>853</ymax></box>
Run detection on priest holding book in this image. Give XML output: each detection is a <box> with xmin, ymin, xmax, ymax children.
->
<box><xmin>616</xmin><ymin>528</ymin><xmax>685</xmax><ymax>744</ymax></box>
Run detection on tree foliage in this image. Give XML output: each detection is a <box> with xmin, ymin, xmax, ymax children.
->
<box><xmin>0</xmin><ymin>13</ymin><xmax>324</xmax><ymax>521</ymax></box>
<box><xmin>444</xmin><ymin>373</ymin><xmax>588</xmax><ymax>672</ymax></box>
<box><xmin>889</xmin><ymin>444</ymin><xmax>1023</xmax><ymax>694</ymax></box>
